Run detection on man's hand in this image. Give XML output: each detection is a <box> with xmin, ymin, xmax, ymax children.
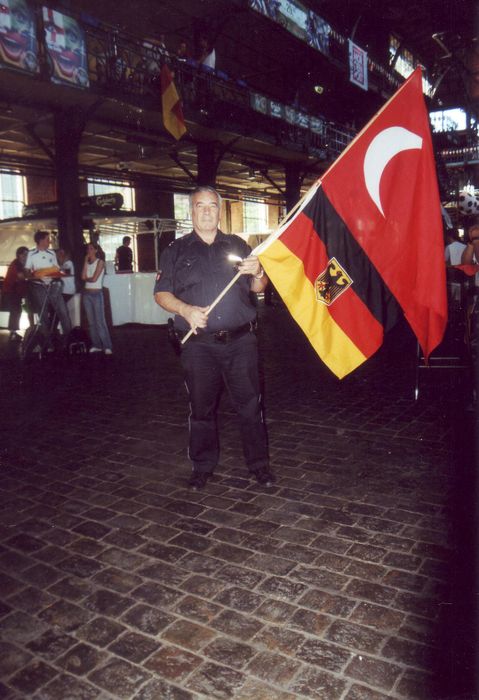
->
<box><xmin>184</xmin><ymin>305</ymin><xmax>209</xmax><ymax>334</ymax></box>
<box><xmin>238</xmin><ymin>255</ymin><xmax>262</xmax><ymax>277</ymax></box>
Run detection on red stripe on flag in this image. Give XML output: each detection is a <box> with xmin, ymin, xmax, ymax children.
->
<box><xmin>279</xmin><ymin>210</ymin><xmax>384</xmax><ymax>358</ymax></box>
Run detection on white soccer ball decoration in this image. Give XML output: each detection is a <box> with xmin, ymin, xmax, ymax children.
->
<box><xmin>458</xmin><ymin>190</ymin><xmax>479</xmax><ymax>216</ymax></box>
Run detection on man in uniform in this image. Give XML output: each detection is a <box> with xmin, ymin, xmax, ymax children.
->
<box><xmin>154</xmin><ymin>185</ymin><xmax>274</xmax><ymax>490</ymax></box>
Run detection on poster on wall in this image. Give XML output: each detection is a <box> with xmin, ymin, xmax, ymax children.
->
<box><xmin>348</xmin><ymin>39</ymin><xmax>368</xmax><ymax>91</ymax></box>
<box><xmin>0</xmin><ymin>0</ymin><xmax>39</xmax><ymax>73</ymax></box>
<box><xmin>249</xmin><ymin>0</ymin><xmax>330</xmax><ymax>56</ymax></box>
<box><xmin>42</xmin><ymin>7</ymin><xmax>89</xmax><ymax>87</ymax></box>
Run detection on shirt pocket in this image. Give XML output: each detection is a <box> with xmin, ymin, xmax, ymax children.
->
<box><xmin>175</xmin><ymin>255</ymin><xmax>202</xmax><ymax>292</ymax></box>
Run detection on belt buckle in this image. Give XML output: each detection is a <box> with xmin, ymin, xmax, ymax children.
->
<box><xmin>214</xmin><ymin>330</ymin><xmax>228</xmax><ymax>343</ymax></box>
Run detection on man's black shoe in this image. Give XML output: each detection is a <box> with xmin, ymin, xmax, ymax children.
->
<box><xmin>188</xmin><ymin>471</ymin><xmax>210</xmax><ymax>490</ymax></box>
<box><xmin>251</xmin><ymin>468</ymin><xmax>276</xmax><ymax>487</ymax></box>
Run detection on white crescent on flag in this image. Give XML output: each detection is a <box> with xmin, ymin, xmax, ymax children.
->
<box><xmin>363</xmin><ymin>126</ymin><xmax>423</xmax><ymax>217</ymax></box>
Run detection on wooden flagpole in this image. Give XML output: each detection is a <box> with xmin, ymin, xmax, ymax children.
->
<box><xmin>181</xmin><ymin>178</ymin><xmax>321</xmax><ymax>345</ymax></box>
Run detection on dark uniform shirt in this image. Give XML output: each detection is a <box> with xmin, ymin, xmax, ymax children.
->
<box><xmin>116</xmin><ymin>245</ymin><xmax>133</xmax><ymax>271</ymax></box>
<box><xmin>154</xmin><ymin>230</ymin><xmax>256</xmax><ymax>332</ymax></box>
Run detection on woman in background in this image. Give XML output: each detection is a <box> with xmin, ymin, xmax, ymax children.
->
<box><xmin>3</xmin><ymin>246</ymin><xmax>29</xmax><ymax>339</ymax></box>
<box><xmin>81</xmin><ymin>242</ymin><xmax>112</xmax><ymax>355</ymax></box>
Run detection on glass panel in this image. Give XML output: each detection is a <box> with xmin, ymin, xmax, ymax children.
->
<box><xmin>174</xmin><ymin>193</ymin><xmax>191</xmax><ymax>223</ymax></box>
<box><xmin>389</xmin><ymin>35</ymin><xmax>432</xmax><ymax>95</ymax></box>
<box><xmin>430</xmin><ymin>108</ymin><xmax>467</xmax><ymax>132</ymax></box>
<box><xmin>0</xmin><ymin>172</ymin><xmax>26</xmax><ymax>219</ymax></box>
<box><xmin>243</xmin><ymin>201</ymin><xmax>268</xmax><ymax>233</ymax></box>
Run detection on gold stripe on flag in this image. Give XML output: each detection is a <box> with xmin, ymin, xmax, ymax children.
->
<box><xmin>161</xmin><ymin>65</ymin><xmax>186</xmax><ymax>140</ymax></box>
<box><xmin>260</xmin><ymin>239</ymin><xmax>367</xmax><ymax>378</ymax></box>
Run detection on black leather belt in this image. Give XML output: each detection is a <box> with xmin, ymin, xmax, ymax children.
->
<box><xmin>184</xmin><ymin>321</ymin><xmax>255</xmax><ymax>344</ymax></box>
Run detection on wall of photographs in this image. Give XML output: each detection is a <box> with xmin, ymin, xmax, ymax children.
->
<box><xmin>0</xmin><ymin>1</ymin><xmax>89</xmax><ymax>87</ymax></box>
<box><xmin>248</xmin><ymin>0</ymin><xmax>331</xmax><ymax>56</ymax></box>
<box><xmin>0</xmin><ymin>0</ymin><xmax>39</xmax><ymax>74</ymax></box>
<box><xmin>42</xmin><ymin>7</ymin><xmax>89</xmax><ymax>87</ymax></box>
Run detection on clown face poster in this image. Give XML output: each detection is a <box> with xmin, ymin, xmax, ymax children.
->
<box><xmin>42</xmin><ymin>7</ymin><xmax>88</xmax><ymax>87</ymax></box>
<box><xmin>0</xmin><ymin>0</ymin><xmax>38</xmax><ymax>73</ymax></box>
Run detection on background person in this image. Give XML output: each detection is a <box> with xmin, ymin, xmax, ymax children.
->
<box><xmin>82</xmin><ymin>242</ymin><xmax>113</xmax><ymax>355</ymax></box>
<box><xmin>2</xmin><ymin>245</ymin><xmax>29</xmax><ymax>339</ymax></box>
<box><xmin>198</xmin><ymin>35</ymin><xmax>215</xmax><ymax>68</ymax></box>
<box><xmin>445</xmin><ymin>229</ymin><xmax>468</xmax><ymax>304</ymax></box>
<box><xmin>154</xmin><ymin>185</ymin><xmax>274</xmax><ymax>490</ymax></box>
<box><xmin>56</xmin><ymin>248</ymin><xmax>76</xmax><ymax>303</ymax></box>
<box><xmin>115</xmin><ymin>236</ymin><xmax>133</xmax><ymax>272</ymax></box>
<box><xmin>24</xmin><ymin>230</ymin><xmax>71</xmax><ymax>344</ymax></box>
<box><xmin>445</xmin><ymin>229</ymin><xmax>466</xmax><ymax>266</ymax></box>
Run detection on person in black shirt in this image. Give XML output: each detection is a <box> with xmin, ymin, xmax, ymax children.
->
<box><xmin>154</xmin><ymin>185</ymin><xmax>274</xmax><ymax>490</ymax></box>
<box><xmin>115</xmin><ymin>236</ymin><xmax>133</xmax><ymax>271</ymax></box>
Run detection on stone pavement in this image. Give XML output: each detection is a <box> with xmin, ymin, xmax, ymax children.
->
<box><xmin>0</xmin><ymin>302</ymin><xmax>476</xmax><ymax>700</ymax></box>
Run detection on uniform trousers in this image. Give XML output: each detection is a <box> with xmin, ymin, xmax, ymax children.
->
<box><xmin>181</xmin><ymin>331</ymin><xmax>269</xmax><ymax>474</ymax></box>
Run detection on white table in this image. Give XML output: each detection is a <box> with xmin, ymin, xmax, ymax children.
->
<box><xmin>104</xmin><ymin>272</ymin><xmax>172</xmax><ymax>326</ymax></box>
<box><xmin>0</xmin><ymin>272</ymin><xmax>172</xmax><ymax>328</ymax></box>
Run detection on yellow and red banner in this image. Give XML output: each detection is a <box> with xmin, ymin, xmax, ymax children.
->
<box><xmin>160</xmin><ymin>64</ymin><xmax>186</xmax><ymax>140</ymax></box>
<box><xmin>257</xmin><ymin>68</ymin><xmax>447</xmax><ymax>378</ymax></box>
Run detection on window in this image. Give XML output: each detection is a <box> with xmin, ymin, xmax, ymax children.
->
<box><xmin>243</xmin><ymin>200</ymin><xmax>268</xmax><ymax>233</ymax></box>
<box><xmin>87</xmin><ymin>179</ymin><xmax>135</xmax><ymax>210</ymax></box>
<box><xmin>97</xmin><ymin>234</ymin><xmax>135</xmax><ymax>267</ymax></box>
<box><xmin>430</xmin><ymin>108</ymin><xmax>467</xmax><ymax>133</ymax></box>
<box><xmin>389</xmin><ymin>35</ymin><xmax>432</xmax><ymax>95</ymax></box>
<box><xmin>0</xmin><ymin>171</ymin><xmax>26</xmax><ymax>219</ymax></box>
<box><xmin>174</xmin><ymin>193</ymin><xmax>192</xmax><ymax>223</ymax></box>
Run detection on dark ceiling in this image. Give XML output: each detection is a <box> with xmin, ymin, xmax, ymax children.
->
<box><xmin>76</xmin><ymin>0</ymin><xmax>478</xmax><ymax>116</ymax></box>
<box><xmin>0</xmin><ymin>0</ymin><xmax>475</xmax><ymax>205</ymax></box>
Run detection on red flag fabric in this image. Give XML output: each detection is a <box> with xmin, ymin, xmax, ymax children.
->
<box><xmin>257</xmin><ymin>67</ymin><xmax>447</xmax><ymax>378</ymax></box>
<box><xmin>452</xmin><ymin>264</ymin><xmax>479</xmax><ymax>277</ymax></box>
<box><xmin>160</xmin><ymin>64</ymin><xmax>187</xmax><ymax>140</ymax></box>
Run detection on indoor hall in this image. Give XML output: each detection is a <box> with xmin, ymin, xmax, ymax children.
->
<box><xmin>0</xmin><ymin>0</ymin><xmax>476</xmax><ymax>698</ymax></box>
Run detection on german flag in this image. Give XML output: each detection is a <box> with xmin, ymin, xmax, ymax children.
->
<box><xmin>257</xmin><ymin>68</ymin><xmax>447</xmax><ymax>379</ymax></box>
<box><xmin>160</xmin><ymin>64</ymin><xmax>187</xmax><ymax>140</ymax></box>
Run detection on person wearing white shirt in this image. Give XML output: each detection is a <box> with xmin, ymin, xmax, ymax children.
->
<box><xmin>24</xmin><ymin>230</ymin><xmax>72</xmax><ymax>341</ymax></box>
<box><xmin>81</xmin><ymin>242</ymin><xmax>113</xmax><ymax>355</ymax></box>
<box><xmin>461</xmin><ymin>219</ymin><xmax>479</xmax><ymax>368</ymax></box>
<box><xmin>57</xmin><ymin>248</ymin><xmax>77</xmax><ymax>301</ymax></box>
<box><xmin>445</xmin><ymin>232</ymin><xmax>466</xmax><ymax>266</ymax></box>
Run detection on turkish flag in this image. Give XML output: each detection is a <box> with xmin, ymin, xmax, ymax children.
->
<box><xmin>321</xmin><ymin>67</ymin><xmax>447</xmax><ymax>362</ymax></box>
<box><xmin>257</xmin><ymin>67</ymin><xmax>447</xmax><ymax>378</ymax></box>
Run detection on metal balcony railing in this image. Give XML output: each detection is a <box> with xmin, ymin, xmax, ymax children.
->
<box><xmin>81</xmin><ymin>20</ymin><xmax>356</xmax><ymax>160</ymax></box>
<box><xmin>440</xmin><ymin>145</ymin><xmax>479</xmax><ymax>165</ymax></box>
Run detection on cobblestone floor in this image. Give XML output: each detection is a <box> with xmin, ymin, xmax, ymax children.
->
<box><xmin>0</xmin><ymin>302</ymin><xmax>476</xmax><ymax>700</ymax></box>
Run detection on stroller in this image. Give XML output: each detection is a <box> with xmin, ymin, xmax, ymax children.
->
<box><xmin>21</xmin><ymin>279</ymin><xmax>62</xmax><ymax>360</ymax></box>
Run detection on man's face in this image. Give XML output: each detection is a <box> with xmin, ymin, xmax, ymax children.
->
<box><xmin>191</xmin><ymin>191</ymin><xmax>221</xmax><ymax>237</ymax></box>
<box><xmin>37</xmin><ymin>234</ymin><xmax>50</xmax><ymax>250</ymax></box>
